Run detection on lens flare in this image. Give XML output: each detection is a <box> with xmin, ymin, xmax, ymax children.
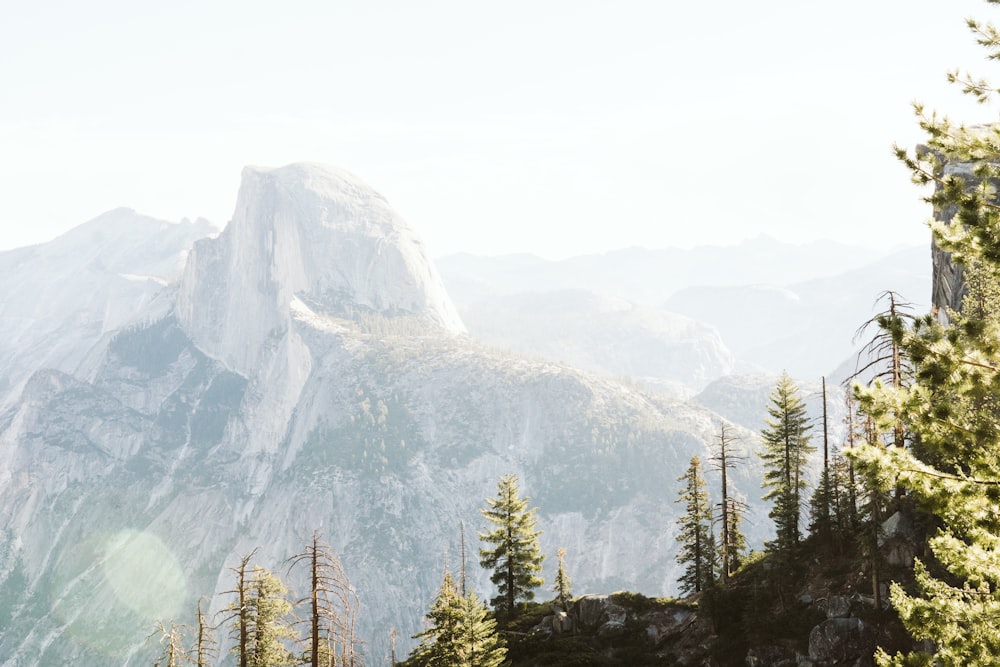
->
<box><xmin>102</xmin><ymin>529</ymin><xmax>186</xmax><ymax>619</ymax></box>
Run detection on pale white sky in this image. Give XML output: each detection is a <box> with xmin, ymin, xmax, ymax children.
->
<box><xmin>0</xmin><ymin>0</ymin><xmax>994</xmax><ymax>259</ymax></box>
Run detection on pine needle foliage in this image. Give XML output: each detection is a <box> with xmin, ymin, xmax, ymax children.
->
<box><xmin>853</xmin><ymin>2</ymin><xmax>1000</xmax><ymax>664</ymax></box>
<box><xmin>478</xmin><ymin>474</ymin><xmax>545</xmax><ymax>622</ymax></box>
<box><xmin>553</xmin><ymin>548</ymin><xmax>573</xmax><ymax>608</ymax></box>
<box><xmin>405</xmin><ymin>571</ymin><xmax>507</xmax><ymax>667</ymax></box>
<box><xmin>674</xmin><ymin>456</ymin><xmax>715</xmax><ymax>594</ymax></box>
<box><xmin>759</xmin><ymin>373</ymin><xmax>814</xmax><ymax>552</ymax></box>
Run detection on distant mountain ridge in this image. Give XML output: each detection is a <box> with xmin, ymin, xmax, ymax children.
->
<box><xmin>440</xmin><ymin>242</ymin><xmax>931</xmax><ymax>382</ymax></box>
<box><xmin>437</xmin><ymin>236</ymin><xmax>898</xmax><ymax>306</ymax></box>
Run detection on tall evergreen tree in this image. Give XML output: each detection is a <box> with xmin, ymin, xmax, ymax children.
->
<box><xmin>809</xmin><ymin>377</ymin><xmax>837</xmax><ymax>543</ymax></box>
<box><xmin>224</xmin><ymin>557</ymin><xmax>298</xmax><ymax>667</ymax></box>
<box><xmin>409</xmin><ymin>571</ymin><xmax>464</xmax><ymax>666</ymax></box>
<box><xmin>759</xmin><ymin>372</ymin><xmax>815</xmax><ymax>551</ymax></box>
<box><xmin>674</xmin><ymin>456</ymin><xmax>715</xmax><ymax>594</ymax></box>
<box><xmin>479</xmin><ymin>473</ymin><xmax>544</xmax><ymax>621</ymax></box>
<box><xmin>722</xmin><ymin>497</ymin><xmax>748</xmax><ymax>574</ymax></box>
<box><xmin>553</xmin><ymin>548</ymin><xmax>573</xmax><ymax>608</ymax></box>
<box><xmin>853</xmin><ymin>3</ymin><xmax>1000</xmax><ymax>662</ymax></box>
<box><xmin>245</xmin><ymin>566</ymin><xmax>298</xmax><ymax>667</ymax></box>
<box><xmin>405</xmin><ymin>571</ymin><xmax>506</xmax><ymax>667</ymax></box>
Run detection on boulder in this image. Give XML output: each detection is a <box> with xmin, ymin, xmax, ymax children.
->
<box><xmin>879</xmin><ymin>510</ymin><xmax>919</xmax><ymax>567</ymax></box>
<box><xmin>645</xmin><ymin>607</ymin><xmax>695</xmax><ymax>644</ymax></box>
<box><xmin>808</xmin><ymin>617</ymin><xmax>876</xmax><ymax>664</ymax></box>
<box><xmin>596</xmin><ymin>605</ymin><xmax>628</xmax><ymax>638</ymax></box>
<box><xmin>745</xmin><ymin>644</ymin><xmax>797</xmax><ymax>666</ymax></box>
<box><xmin>826</xmin><ymin>595</ymin><xmax>851</xmax><ymax>619</ymax></box>
<box><xmin>575</xmin><ymin>594</ymin><xmax>613</xmax><ymax>630</ymax></box>
<box><xmin>552</xmin><ymin>610</ymin><xmax>575</xmax><ymax>636</ymax></box>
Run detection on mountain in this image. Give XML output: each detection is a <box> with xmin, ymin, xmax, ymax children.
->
<box><xmin>664</xmin><ymin>245</ymin><xmax>931</xmax><ymax>378</ymax></box>
<box><xmin>456</xmin><ymin>289</ymin><xmax>735</xmax><ymax>395</ymax></box>
<box><xmin>437</xmin><ymin>236</ymin><xmax>892</xmax><ymax>307</ymax></box>
<box><xmin>0</xmin><ymin>210</ymin><xmax>216</xmax><ymax>412</ymax></box>
<box><xmin>0</xmin><ymin>164</ymin><xmax>773</xmax><ymax>665</ymax></box>
<box><xmin>440</xmin><ymin>243</ymin><xmax>931</xmax><ymax>381</ymax></box>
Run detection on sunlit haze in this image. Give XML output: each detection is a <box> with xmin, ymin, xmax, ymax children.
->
<box><xmin>1</xmin><ymin>0</ymin><xmax>992</xmax><ymax>259</ymax></box>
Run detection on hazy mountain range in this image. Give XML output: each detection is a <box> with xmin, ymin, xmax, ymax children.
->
<box><xmin>438</xmin><ymin>239</ymin><xmax>930</xmax><ymax>390</ymax></box>
<box><xmin>0</xmin><ymin>164</ymin><xmax>914</xmax><ymax>664</ymax></box>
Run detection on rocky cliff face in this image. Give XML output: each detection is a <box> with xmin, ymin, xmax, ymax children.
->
<box><xmin>0</xmin><ymin>210</ymin><xmax>215</xmax><ymax>412</ymax></box>
<box><xmin>929</xmin><ymin>159</ymin><xmax>973</xmax><ymax>320</ymax></box>
<box><xmin>175</xmin><ymin>163</ymin><xmax>464</xmax><ymax>374</ymax></box>
<box><xmin>0</xmin><ymin>165</ymin><xmax>769</xmax><ymax>666</ymax></box>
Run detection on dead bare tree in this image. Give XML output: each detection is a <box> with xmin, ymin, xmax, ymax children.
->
<box><xmin>193</xmin><ymin>597</ymin><xmax>218</xmax><ymax>667</ymax></box>
<box><xmin>289</xmin><ymin>531</ymin><xmax>362</xmax><ymax>667</ymax></box>
<box><xmin>148</xmin><ymin>619</ymin><xmax>190</xmax><ymax>667</ymax></box>
<box><xmin>708</xmin><ymin>421</ymin><xmax>748</xmax><ymax>584</ymax></box>
<box><xmin>852</xmin><ymin>290</ymin><xmax>916</xmax><ymax>448</ymax></box>
<box><xmin>220</xmin><ymin>550</ymin><xmax>258</xmax><ymax>667</ymax></box>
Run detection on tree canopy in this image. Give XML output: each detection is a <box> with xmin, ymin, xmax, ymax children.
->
<box><xmin>853</xmin><ymin>2</ymin><xmax>1000</xmax><ymax>664</ymax></box>
<box><xmin>479</xmin><ymin>473</ymin><xmax>545</xmax><ymax>621</ymax></box>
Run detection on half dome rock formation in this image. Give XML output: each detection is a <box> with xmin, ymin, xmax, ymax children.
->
<box><xmin>176</xmin><ymin>163</ymin><xmax>464</xmax><ymax>374</ymax></box>
<box><xmin>0</xmin><ymin>164</ymin><xmax>776</xmax><ymax>664</ymax></box>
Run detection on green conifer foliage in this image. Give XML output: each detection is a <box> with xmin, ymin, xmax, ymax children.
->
<box><xmin>456</xmin><ymin>590</ymin><xmax>506</xmax><ymax>667</ymax></box>
<box><xmin>406</xmin><ymin>571</ymin><xmax>507</xmax><ymax>667</ymax></box>
<box><xmin>759</xmin><ymin>373</ymin><xmax>815</xmax><ymax>552</ymax></box>
<box><xmin>853</xmin><ymin>3</ymin><xmax>1000</xmax><ymax>663</ymax></box>
<box><xmin>478</xmin><ymin>474</ymin><xmax>545</xmax><ymax>621</ymax></box>
<box><xmin>227</xmin><ymin>565</ymin><xmax>298</xmax><ymax>667</ymax></box>
<box><xmin>723</xmin><ymin>498</ymin><xmax>748</xmax><ymax>574</ymax></box>
<box><xmin>553</xmin><ymin>548</ymin><xmax>573</xmax><ymax>608</ymax></box>
<box><xmin>674</xmin><ymin>456</ymin><xmax>715</xmax><ymax>594</ymax></box>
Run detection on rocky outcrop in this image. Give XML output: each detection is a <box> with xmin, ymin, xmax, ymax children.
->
<box><xmin>175</xmin><ymin>163</ymin><xmax>464</xmax><ymax>374</ymax></box>
<box><xmin>745</xmin><ymin>645</ymin><xmax>797</xmax><ymax>667</ymax></box>
<box><xmin>528</xmin><ymin>594</ymin><xmax>704</xmax><ymax>664</ymax></box>
<box><xmin>879</xmin><ymin>510</ymin><xmax>920</xmax><ymax>568</ymax></box>
<box><xmin>808</xmin><ymin>618</ymin><xmax>876</xmax><ymax>666</ymax></box>
<box><xmin>928</xmin><ymin>153</ymin><xmax>980</xmax><ymax>320</ymax></box>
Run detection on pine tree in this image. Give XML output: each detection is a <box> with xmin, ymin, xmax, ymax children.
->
<box><xmin>406</xmin><ymin>571</ymin><xmax>506</xmax><ymax>667</ymax></box>
<box><xmin>852</xmin><ymin>3</ymin><xmax>1000</xmax><ymax>662</ymax></box>
<box><xmin>224</xmin><ymin>556</ymin><xmax>298</xmax><ymax>667</ymax></box>
<box><xmin>455</xmin><ymin>589</ymin><xmax>506</xmax><ymax>667</ymax></box>
<box><xmin>759</xmin><ymin>372</ymin><xmax>814</xmax><ymax>552</ymax></box>
<box><xmin>553</xmin><ymin>548</ymin><xmax>573</xmax><ymax>608</ymax></box>
<box><xmin>478</xmin><ymin>473</ymin><xmax>544</xmax><ymax>621</ymax></box>
<box><xmin>722</xmin><ymin>497</ymin><xmax>748</xmax><ymax>574</ymax></box>
<box><xmin>674</xmin><ymin>456</ymin><xmax>714</xmax><ymax>594</ymax></box>
<box><xmin>245</xmin><ymin>566</ymin><xmax>298</xmax><ymax>667</ymax></box>
<box><xmin>409</xmin><ymin>571</ymin><xmax>464</xmax><ymax>666</ymax></box>
<box><xmin>709</xmin><ymin>421</ymin><xmax>747</xmax><ymax>583</ymax></box>
<box><xmin>809</xmin><ymin>377</ymin><xmax>837</xmax><ymax>543</ymax></box>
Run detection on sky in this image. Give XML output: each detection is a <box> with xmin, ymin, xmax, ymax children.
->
<box><xmin>0</xmin><ymin>0</ymin><xmax>996</xmax><ymax>259</ymax></box>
